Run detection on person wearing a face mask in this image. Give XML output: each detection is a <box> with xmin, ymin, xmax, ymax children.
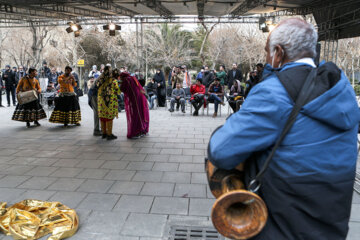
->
<box><xmin>202</xmin><ymin>66</ymin><xmax>215</xmax><ymax>88</ymax></box>
<box><xmin>208</xmin><ymin>18</ymin><xmax>360</xmax><ymax>240</ymax></box>
<box><xmin>16</xmin><ymin>66</ymin><xmax>27</xmax><ymax>85</ymax></box>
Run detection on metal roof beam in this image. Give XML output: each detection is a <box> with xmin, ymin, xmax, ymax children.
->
<box><xmin>0</xmin><ymin>3</ymin><xmax>72</xmax><ymax>19</ymax></box>
<box><xmin>139</xmin><ymin>0</ymin><xmax>172</xmax><ymax>17</ymax></box>
<box><xmin>231</xmin><ymin>0</ymin><xmax>272</xmax><ymax>16</ymax></box>
<box><xmin>197</xmin><ymin>0</ymin><xmax>205</xmax><ymax>19</ymax></box>
<box><xmin>77</xmin><ymin>0</ymin><xmax>138</xmax><ymax>17</ymax></box>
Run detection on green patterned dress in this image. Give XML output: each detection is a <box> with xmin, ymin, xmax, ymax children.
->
<box><xmin>97</xmin><ymin>76</ymin><xmax>120</xmax><ymax>120</ymax></box>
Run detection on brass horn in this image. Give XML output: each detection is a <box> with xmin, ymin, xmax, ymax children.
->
<box><xmin>205</xmin><ymin>158</ymin><xmax>268</xmax><ymax>240</ymax></box>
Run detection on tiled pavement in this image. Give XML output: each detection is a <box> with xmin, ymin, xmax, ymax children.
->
<box><xmin>0</xmin><ymin>96</ymin><xmax>358</xmax><ymax>240</ymax></box>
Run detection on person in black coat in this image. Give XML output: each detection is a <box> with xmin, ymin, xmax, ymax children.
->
<box><xmin>2</xmin><ymin>65</ymin><xmax>17</xmax><ymax>106</ymax></box>
<box><xmin>153</xmin><ymin>69</ymin><xmax>166</xmax><ymax>107</ymax></box>
<box><xmin>202</xmin><ymin>66</ymin><xmax>215</xmax><ymax>88</ymax></box>
<box><xmin>0</xmin><ymin>73</ymin><xmax>4</xmax><ymax>107</ymax></box>
<box><xmin>227</xmin><ymin>63</ymin><xmax>243</xmax><ymax>89</ymax></box>
<box><xmin>146</xmin><ymin>78</ymin><xmax>158</xmax><ymax>109</ymax></box>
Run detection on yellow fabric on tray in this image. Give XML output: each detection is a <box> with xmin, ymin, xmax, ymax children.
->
<box><xmin>0</xmin><ymin>200</ymin><xmax>78</xmax><ymax>240</ymax></box>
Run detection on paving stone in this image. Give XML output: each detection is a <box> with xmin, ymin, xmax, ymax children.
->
<box><xmin>49</xmin><ymin>191</ymin><xmax>88</xmax><ymax>209</ymax></box>
<box><xmin>151</xmin><ymin>197</ymin><xmax>188</xmax><ymax>215</ymax></box>
<box><xmin>127</xmin><ymin>162</ymin><xmax>154</xmax><ymax>171</ymax></box>
<box><xmin>101</xmin><ymin>161</ymin><xmax>129</xmax><ymax>170</ymax></box>
<box><xmin>0</xmin><ymin>175</ymin><xmax>31</xmax><ymax>188</ymax></box>
<box><xmin>189</xmin><ymin>198</ymin><xmax>215</xmax><ymax>216</ymax></box>
<box><xmin>173</xmin><ymin>183</ymin><xmax>207</xmax><ymax>198</ymax></box>
<box><xmin>122</xmin><ymin>154</ymin><xmax>147</xmax><ymax>161</ymax></box>
<box><xmin>18</xmin><ymin>176</ymin><xmax>58</xmax><ymax>190</ymax></box>
<box><xmin>0</xmin><ymin>149</ymin><xmax>19</xmax><ymax>156</ymax></box>
<box><xmin>8</xmin><ymin>157</ymin><xmax>36</xmax><ymax>165</ymax></box>
<box><xmin>121</xmin><ymin>213</ymin><xmax>167</xmax><ymax>237</ymax></box>
<box><xmin>140</xmin><ymin>182</ymin><xmax>174</xmax><ymax>197</ymax></box>
<box><xmin>28</xmin><ymin>158</ymin><xmax>59</xmax><ymax>166</ymax></box>
<box><xmin>77</xmin><ymin>169</ymin><xmax>110</xmax><ymax>179</ymax></box>
<box><xmin>152</xmin><ymin>162</ymin><xmax>178</xmax><ymax>171</ymax></box>
<box><xmin>133</xmin><ymin>142</ymin><xmax>155</xmax><ymax>148</ymax></box>
<box><xmin>116</xmin><ymin>147</ymin><xmax>140</xmax><ymax>154</ymax></box>
<box><xmin>178</xmin><ymin>163</ymin><xmax>204</xmax><ymax>173</ymax></box>
<box><xmin>76</xmin><ymin>160</ymin><xmax>105</xmax><ymax>169</ymax></box>
<box><xmin>0</xmin><ymin>188</ymin><xmax>26</xmax><ymax>203</ymax></box>
<box><xmin>77</xmin><ymin>193</ymin><xmax>120</xmax><ymax>210</ymax></box>
<box><xmin>144</xmin><ymin>154</ymin><xmax>170</xmax><ymax>162</ymax></box>
<box><xmin>161</xmin><ymin>172</ymin><xmax>191</xmax><ymax>184</ymax></box>
<box><xmin>160</xmin><ymin>148</ymin><xmax>182</xmax><ymax>155</ymax></box>
<box><xmin>168</xmin><ymin>215</ymin><xmax>209</xmax><ymax>222</ymax></box>
<box><xmin>104</xmin><ymin>170</ymin><xmax>136</xmax><ymax>181</ymax></box>
<box><xmin>191</xmin><ymin>173</ymin><xmax>208</xmax><ymax>184</ymax></box>
<box><xmin>168</xmin><ymin>155</ymin><xmax>193</xmax><ymax>163</ymax></box>
<box><xmin>77</xmin><ymin>179</ymin><xmax>115</xmax><ymax>193</ymax></box>
<box><xmin>113</xmin><ymin>195</ymin><xmax>154</xmax><ymax>213</ymax></box>
<box><xmin>350</xmin><ymin>204</ymin><xmax>360</xmax><ymax>221</ymax></box>
<box><xmin>14</xmin><ymin>189</ymin><xmax>56</xmax><ymax>203</ymax></box>
<box><xmin>182</xmin><ymin>149</ymin><xmax>205</xmax><ymax>156</ymax></box>
<box><xmin>50</xmin><ymin>167</ymin><xmax>84</xmax><ymax>178</ymax></box>
<box><xmin>47</xmin><ymin>178</ymin><xmax>85</xmax><ymax>191</ymax></box>
<box><xmin>0</xmin><ymin>165</ymin><xmax>35</xmax><ymax>175</ymax></box>
<box><xmin>192</xmin><ymin>156</ymin><xmax>206</xmax><ymax>164</ymax></box>
<box><xmin>97</xmin><ymin>153</ymin><xmax>124</xmax><ymax>161</ymax></box>
<box><xmin>32</xmin><ymin>151</ymin><xmax>60</xmax><ymax>158</ymax></box>
<box><xmin>52</xmin><ymin>159</ymin><xmax>83</xmax><ymax>167</ymax></box>
<box><xmin>108</xmin><ymin>181</ymin><xmax>144</xmax><ymax>195</ymax></box>
<box><xmin>348</xmin><ymin>221</ymin><xmax>360</xmax><ymax>240</ymax></box>
<box><xmin>132</xmin><ymin>171</ymin><xmax>163</xmax><ymax>182</ymax></box>
<box><xmin>13</xmin><ymin>149</ymin><xmax>38</xmax><ymax>157</ymax></box>
<box><xmin>25</xmin><ymin>166</ymin><xmax>59</xmax><ymax>176</ymax></box>
<box><xmin>81</xmin><ymin>211</ymin><xmax>128</xmax><ymax>234</ymax></box>
<box><xmin>55</xmin><ymin>151</ymin><xmax>82</xmax><ymax>159</ymax></box>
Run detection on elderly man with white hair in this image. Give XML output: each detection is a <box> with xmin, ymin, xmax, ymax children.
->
<box><xmin>208</xmin><ymin>18</ymin><xmax>360</xmax><ymax>239</ymax></box>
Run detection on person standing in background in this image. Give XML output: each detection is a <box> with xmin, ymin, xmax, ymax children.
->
<box><xmin>2</xmin><ymin>65</ymin><xmax>16</xmax><ymax>107</ymax></box>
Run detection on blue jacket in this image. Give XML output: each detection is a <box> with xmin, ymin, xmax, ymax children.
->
<box><xmin>209</xmin><ymin>61</ymin><xmax>360</xmax><ymax>240</ymax></box>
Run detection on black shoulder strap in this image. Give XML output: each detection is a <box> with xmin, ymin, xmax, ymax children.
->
<box><xmin>248</xmin><ymin>67</ymin><xmax>318</xmax><ymax>193</ymax></box>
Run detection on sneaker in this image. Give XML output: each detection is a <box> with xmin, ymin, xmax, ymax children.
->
<box><xmin>34</xmin><ymin>121</ymin><xmax>41</xmax><ymax>126</ymax></box>
<box><xmin>64</xmin><ymin>123</ymin><xmax>68</xmax><ymax>128</ymax></box>
<box><xmin>102</xmin><ymin>134</ymin><xmax>107</xmax><ymax>139</ymax></box>
<box><xmin>107</xmin><ymin>134</ymin><xmax>118</xmax><ymax>140</ymax></box>
<box><xmin>193</xmin><ymin>111</ymin><xmax>198</xmax><ymax>116</ymax></box>
<box><xmin>182</xmin><ymin>110</ymin><xmax>186</xmax><ymax>113</ymax></box>
<box><xmin>169</xmin><ymin>109</ymin><xmax>174</xmax><ymax>113</ymax></box>
<box><xmin>26</xmin><ymin>122</ymin><xmax>30</xmax><ymax>128</ymax></box>
<box><xmin>212</xmin><ymin>112</ymin><xmax>218</xmax><ymax>118</ymax></box>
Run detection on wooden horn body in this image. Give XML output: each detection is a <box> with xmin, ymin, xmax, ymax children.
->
<box><xmin>205</xmin><ymin>159</ymin><xmax>268</xmax><ymax>240</ymax></box>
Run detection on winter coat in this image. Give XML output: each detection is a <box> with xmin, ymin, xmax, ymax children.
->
<box><xmin>2</xmin><ymin>70</ymin><xmax>16</xmax><ymax>88</ymax></box>
<box><xmin>208</xmin><ymin>61</ymin><xmax>360</xmax><ymax>240</ymax></box>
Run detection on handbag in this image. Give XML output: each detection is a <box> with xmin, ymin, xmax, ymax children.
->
<box><xmin>17</xmin><ymin>77</ymin><xmax>38</xmax><ymax>105</ymax></box>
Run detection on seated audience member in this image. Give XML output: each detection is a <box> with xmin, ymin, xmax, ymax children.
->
<box><xmin>229</xmin><ymin>80</ymin><xmax>244</xmax><ymax>112</ymax></box>
<box><xmin>169</xmin><ymin>82</ymin><xmax>185</xmax><ymax>113</ymax></box>
<box><xmin>45</xmin><ymin>83</ymin><xmax>57</xmax><ymax>107</ymax></box>
<box><xmin>146</xmin><ymin>78</ymin><xmax>158</xmax><ymax>110</ymax></box>
<box><xmin>190</xmin><ymin>79</ymin><xmax>206</xmax><ymax>116</ymax></box>
<box><xmin>208</xmin><ymin>78</ymin><xmax>225</xmax><ymax>118</ymax></box>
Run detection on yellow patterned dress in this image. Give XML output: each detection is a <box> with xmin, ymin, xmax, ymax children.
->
<box><xmin>97</xmin><ymin>76</ymin><xmax>120</xmax><ymax>121</ymax></box>
<box><xmin>49</xmin><ymin>74</ymin><xmax>81</xmax><ymax>124</ymax></box>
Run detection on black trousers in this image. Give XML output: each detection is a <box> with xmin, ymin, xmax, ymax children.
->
<box><xmin>191</xmin><ymin>97</ymin><xmax>204</xmax><ymax>112</ymax></box>
<box><xmin>6</xmin><ymin>85</ymin><xmax>16</xmax><ymax>105</ymax></box>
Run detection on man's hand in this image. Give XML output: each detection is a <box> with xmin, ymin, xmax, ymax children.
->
<box><xmin>176</xmin><ymin>96</ymin><xmax>180</xmax><ymax>100</ymax></box>
<box><xmin>158</xmin><ymin>83</ymin><xmax>160</xmax><ymax>87</ymax></box>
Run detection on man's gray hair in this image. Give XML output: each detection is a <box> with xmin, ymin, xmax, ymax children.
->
<box><xmin>269</xmin><ymin>18</ymin><xmax>318</xmax><ymax>60</ymax></box>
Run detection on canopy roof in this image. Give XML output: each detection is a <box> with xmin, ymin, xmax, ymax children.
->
<box><xmin>0</xmin><ymin>0</ymin><xmax>359</xmax><ymax>40</ymax></box>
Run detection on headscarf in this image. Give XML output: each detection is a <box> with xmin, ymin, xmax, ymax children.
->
<box><xmin>231</xmin><ymin>80</ymin><xmax>242</xmax><ymax>94</ymax></box>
